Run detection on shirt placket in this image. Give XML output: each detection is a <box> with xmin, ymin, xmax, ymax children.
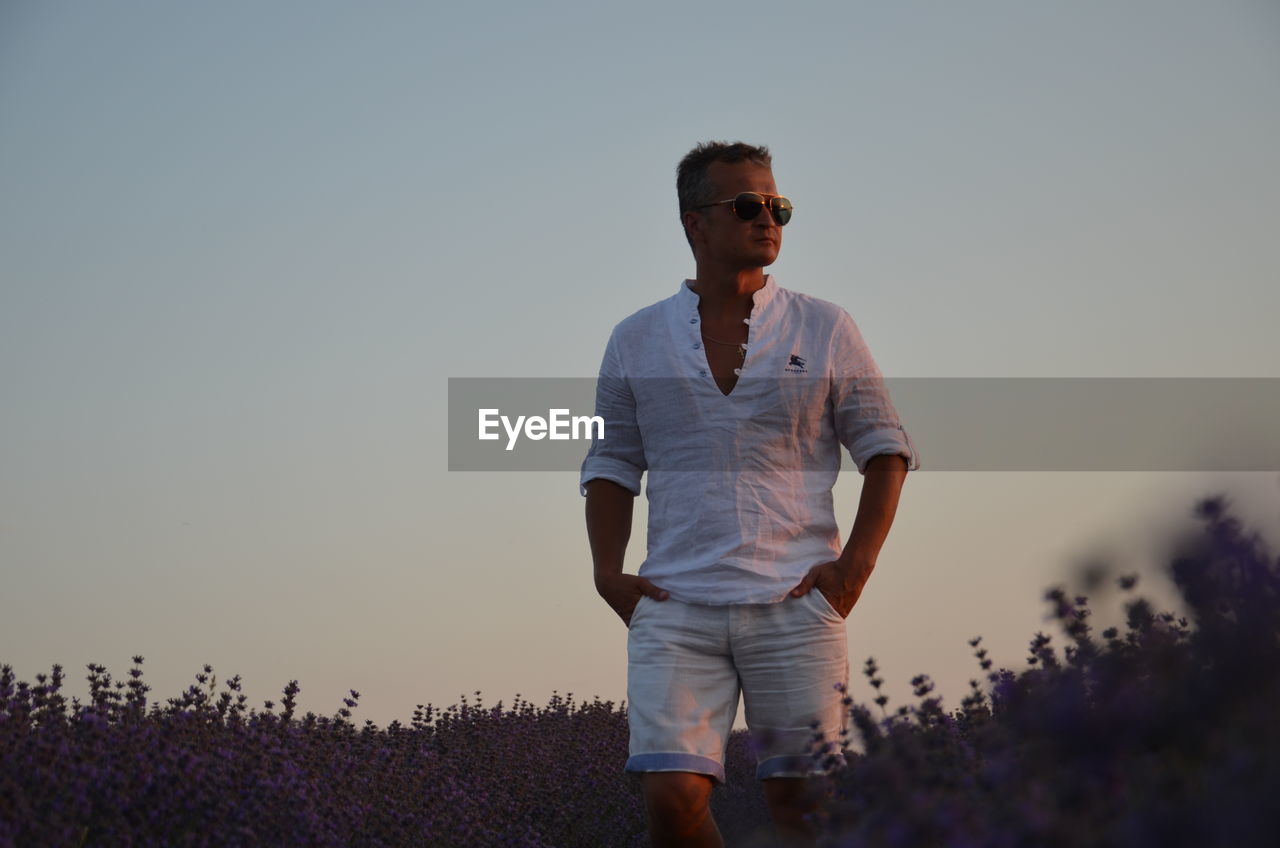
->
<box><xmin>683</xmin><ymin>283</ymin><xmax>761</xmax><ymax>388</ymax></box>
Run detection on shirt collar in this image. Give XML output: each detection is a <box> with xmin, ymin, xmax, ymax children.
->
<box><xmin>677</xmin><ymin>274</ymin><xmax>779</xmax><ymax>312</ymax></box>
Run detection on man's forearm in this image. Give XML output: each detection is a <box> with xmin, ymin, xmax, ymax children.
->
<box><xmin>584</xmin><ymin>478</ymin><xmax>636</xmax><ymax>582</ymax></box>
<box><xmin>836</xmin><ymin>454</ymin><xmax>908</xmax><ymax>587</ymax></box>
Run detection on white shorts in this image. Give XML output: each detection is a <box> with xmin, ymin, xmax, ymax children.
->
<box><xmin>625</xmin><ymin>589</ymin><xmax>850</xmax><ymax>785</ymax></box>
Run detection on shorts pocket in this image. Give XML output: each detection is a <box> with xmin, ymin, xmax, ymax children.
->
<box><xmin>810</xmin><ymin>588</ymin><xmax>844</xmax><ymax>621</ymax></box>
<box><xmin>627</xmin><ymin>595</ymin><xmax>648</xmax><ymax>629</ymax></box>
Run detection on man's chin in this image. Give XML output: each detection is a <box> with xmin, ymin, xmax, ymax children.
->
<box><xmin>755</xmin><ymin>249</ymin><xmax>780</xmax><ymax>267</ymax></box>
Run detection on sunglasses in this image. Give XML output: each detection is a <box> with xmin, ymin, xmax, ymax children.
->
<box><xmin>693</xmin><ymin>192</ymin><xmax>793</xmax><ymax>226</ymax></box>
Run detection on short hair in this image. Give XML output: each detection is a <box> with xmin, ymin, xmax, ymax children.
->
<box><xmin>676</xmin><ymin>141</ymin><xmax>773</xmax><ymax>218</ymax></box>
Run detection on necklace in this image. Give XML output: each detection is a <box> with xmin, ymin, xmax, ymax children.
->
<box><xmin>701</xmin><ymin>332</ymin><xmax>747</xmax><ymax>362</ymax></box>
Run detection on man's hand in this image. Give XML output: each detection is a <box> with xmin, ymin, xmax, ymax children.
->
<box><xmin>789</xmin><ymin>560</ymin><xmax>869</xmax><ymax>619</ymax></box>
<box><xmin>596</xmin><ymin>572</ymin><xmax>669</xmax><ymax>627</ymax></box>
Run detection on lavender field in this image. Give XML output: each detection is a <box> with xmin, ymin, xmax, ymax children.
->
<box><xmin>3</xmin><ymin>495</ymin><xmax>1278</xmax><ymax>847</ymax></box>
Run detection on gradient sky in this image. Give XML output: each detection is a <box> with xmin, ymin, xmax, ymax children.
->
<box><xmin>3</xmin><ymin>0</ymin><xmax>1279</xmax><ymax>730</ymax></box>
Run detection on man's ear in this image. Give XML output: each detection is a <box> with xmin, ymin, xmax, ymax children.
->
<box><xmin>682</xmin><ymin>209</ymin><xmax>704</xmax><ymax>247</ymax></box>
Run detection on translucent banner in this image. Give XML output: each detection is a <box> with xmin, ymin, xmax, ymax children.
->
<box><xmin>447</xmin><ymin>378</ymin><xmax>1280</xmax><ymax>472</ymax></box>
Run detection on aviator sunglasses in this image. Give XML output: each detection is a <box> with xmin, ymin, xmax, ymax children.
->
<box><xmin>692</xmin><ymin>192</ymin><xmax>793</xmax><ymax>226</ymax></box>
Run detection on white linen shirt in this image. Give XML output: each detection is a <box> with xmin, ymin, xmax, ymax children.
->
<box><xmin>579</xmin><ymin>275</ymin><xmax>920</xmax><ymax>604</ymax></box>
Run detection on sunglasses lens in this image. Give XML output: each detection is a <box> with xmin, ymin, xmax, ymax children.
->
<box><xmin>771</xmin><ymin>197</ymin><xmax>793</xmax><ymax>226</ymax></box>
<box><xmin>732</xmin><ymin>193</ymin><xmax>765</xmax><ymax>221</ymax></box>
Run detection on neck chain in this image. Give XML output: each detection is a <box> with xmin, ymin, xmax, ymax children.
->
<box><xmin>701</xmin><ymin>332</ymin><xmax>747</xmax><ymax>362</ymax></box>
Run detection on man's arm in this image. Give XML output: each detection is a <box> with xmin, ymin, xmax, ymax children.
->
<box><xmin>580</xmin><ymin>328</ymin><xmax>665</xmax><ymax>624</ymax></box>
<box><xmin>790</xmin><ymin>453</ymin><xmax>907</xmax><ymax>616</ymax></box>
<box><xmin>585</xmin><ymin>479</ymin><xmax>668</xmax><ymax>626</ymax></box>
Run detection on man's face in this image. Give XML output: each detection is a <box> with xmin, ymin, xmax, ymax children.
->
<box><xmin>686</xmin><ymin>160</ymin><xmax>784</xmax><ymax>269</ymax></box>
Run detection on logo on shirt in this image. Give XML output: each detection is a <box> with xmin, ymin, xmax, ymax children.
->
<box><xmin>785</xmin><ymin>354</ymin><xmax>808</xmax><ymax>374</ymax></box>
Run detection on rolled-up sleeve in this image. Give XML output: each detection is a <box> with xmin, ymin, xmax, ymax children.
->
<box><xmin>830</xmin><ymin>310</ymin><xmax>921</xmax><ymax>475</ymax></box>
<box><xmin>579</xmin><ymin>330</ymin><xmax>647</xmax><ymax>496</ymax></box>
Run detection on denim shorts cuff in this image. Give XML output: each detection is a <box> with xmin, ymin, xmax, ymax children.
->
<box><xmin>625</xmin><ymin>752</ymin><xmax>726</xmax><ymax>786</ymax></box>
<box><xmin>756</xmin><ymin>750</ymin><xmax>848</xmax><ymax>780</ymax></box>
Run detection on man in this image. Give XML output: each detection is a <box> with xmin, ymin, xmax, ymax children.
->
<box><xmin>581</xmin><ymin>141</ymin><xmax>918</xmax><ymax>847</ymax></box>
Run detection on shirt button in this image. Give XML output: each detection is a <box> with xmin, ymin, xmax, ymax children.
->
<box><xmin>693</xmin><ymin>342</ymin><xmax>701</xmax><ymax>350</ymax></box>
<box><xmin>699</xmin><ymin>369</ymin><xmax>707</xmax><ymax>377</ymax></box>
<box><xmin>742</xmin><ymin>318</ymin><xmax>751</xmax><ymax>326</ymax></box>
<box><xmin>733</xmin><ymin>368</ymin><xmax>742</xmax><ymax>376</ymax></box>
<box><xmin>690</xmin><ymin>317</ymin><xmax>698</xmax><ymax>324</ymax></box>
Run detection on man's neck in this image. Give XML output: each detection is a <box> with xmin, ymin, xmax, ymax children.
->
<box><xmin>689</xmin><ymin>268</ymin><xmax>767</xmax><ymax>321</ymax></box>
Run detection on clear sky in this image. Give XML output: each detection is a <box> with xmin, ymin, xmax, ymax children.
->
<box><xmin>3</xmin><ymin>0</ymin><xmax>1279</xmax><ymax>730</ymax></box>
